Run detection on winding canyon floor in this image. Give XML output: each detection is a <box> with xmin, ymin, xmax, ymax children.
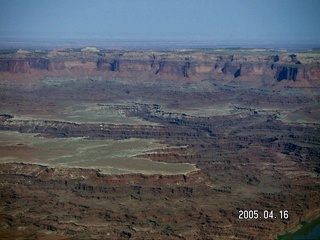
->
<box><xmin>0</xmin><ymin>49</ymin><xmax>320</xmax><ymax>239</ymax></box>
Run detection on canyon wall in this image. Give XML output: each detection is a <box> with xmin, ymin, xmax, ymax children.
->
<box><xmin>0</xmin><ymin>50</ymin><xmax>319</xmax><ymax>86</ymax></box>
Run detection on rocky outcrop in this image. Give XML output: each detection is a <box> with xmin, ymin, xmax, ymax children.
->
<box><xmin>97</xmin><ymin>59</ymin><xmax>120</xmax><ymax>71</ymax></box>
<box><xmin>183</xmin><ymin>61</ymin><xmax>190</xmax><ymax>77</ymax></box>
<box><xmin>0</xmin><ymin>114</ymin><xmax>13</xmax><ymax>121</ymax></box>
<box><xmin>221</xmin><ymin>61</ymin><xmax>239</xmax><ymax>76</ymax></box>
<box><xmin>273</xmin><ymin>55</ymin><xmax>280</xmax><ymax>62</ymax></box>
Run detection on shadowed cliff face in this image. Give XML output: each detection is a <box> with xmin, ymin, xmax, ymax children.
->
<box><xmin>0</xmin><ymin>58</ymin><xmax>49</xmax><ymax>73</ymax></box>
<box><xmin>275</xmin><ymin>66</ymin><xmax>298</xmax><ymax>81</ymax></box>
<box><xmin>0</xmin><ymin>50</ymin><xmax>319</xmax><ymax>86</ymax></box>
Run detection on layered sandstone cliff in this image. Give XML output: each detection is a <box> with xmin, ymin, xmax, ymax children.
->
<box><xmin>0</xmin><ymin>49</ymin><xmax>319</xmax><ymax>87</ymax></box>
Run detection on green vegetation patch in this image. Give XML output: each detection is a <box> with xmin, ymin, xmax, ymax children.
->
<box><xmin>11</xmin><ymin>100</ymin><xmax>159</xmax><ymax>125</ymax></box>
<box><xmin>0</xmin><ymin>131</ymin><xmax>197</xmax><ymax>175</ymax></box>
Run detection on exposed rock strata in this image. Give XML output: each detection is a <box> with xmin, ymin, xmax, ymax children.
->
<box><xmin>0</xmin><ymin>50</ymin><xmax>319</xmax><ymax>86</ymax></box>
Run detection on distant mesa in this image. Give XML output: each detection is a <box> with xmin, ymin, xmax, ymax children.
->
<box><xmin>17</xmin><ymin>49</ymin><xmax>31</xmax><ymax>54</ymax></box>
<box><xmin>81</xmin><ymin>46</ymin><xmax>100</xmax><ymax>53</ymax></box>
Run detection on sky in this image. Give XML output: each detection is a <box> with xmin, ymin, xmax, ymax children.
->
<box><xmin>0</xmin><ymin>0</ymin><xmax>320</xmax><ymax>45</ymax></box>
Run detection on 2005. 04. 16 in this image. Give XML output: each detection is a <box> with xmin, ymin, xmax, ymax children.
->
<box><xmin>238</xmin><ymin>210</ymin><xmax>289</xmax><ymax>220</ymax></box>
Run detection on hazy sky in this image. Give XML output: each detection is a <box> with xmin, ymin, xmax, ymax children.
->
<box><xmin>0</xmin><ymin>0</ymin><xmax>320</xmax><ymax>44</ymax></box>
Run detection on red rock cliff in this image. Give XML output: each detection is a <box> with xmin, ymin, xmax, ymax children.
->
<box><xmin>0</xmin><ymin>50</ymin><xmax>319</xmax><ymax>87</ymax></box>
